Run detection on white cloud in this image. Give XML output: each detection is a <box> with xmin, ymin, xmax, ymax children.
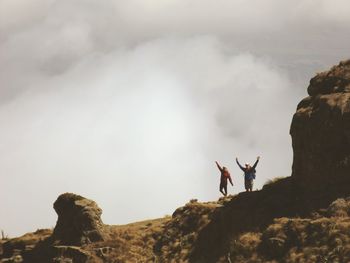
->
<box><xmin>0</xmin><ymin>36</ymin><xmax>296</xmax><ymax>236</ymax></box>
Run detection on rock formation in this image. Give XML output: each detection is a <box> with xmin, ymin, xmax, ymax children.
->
<box><xmin>290</xmin><ymin>59</ymin><xmax>350</xmax><ymax>189</ymax></box>
<box><xmin>191</xmin><ymin>59</ymin><xmax>350</xmax><ymax>262</ymax></box>
<box><xmin>52</xmin><ymin>193</ymin><xmax>108</xmax><ymax>246</ymax></box>
<box><xmin>18</xmin><ymin>193</ymin><xmax>109</xmax><ymax>262</ymax></box>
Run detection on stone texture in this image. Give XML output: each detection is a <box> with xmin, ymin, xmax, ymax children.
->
<box><xmin>290</xmin><ymin>59</ymin><xmax>350</xmax><ymax>189</ymax></box>
<box><xmin>1</xmin><ymin>229</ymin><xmax>51</xmax><ymax>259</ymax></box>
<box><xmin>51</xmin><ymin>246</ymin><xmax>92</xmax><ymax>263</ymax></box>
<box><xmin>52</xmin><ymin>193</ymin><xmax>108</xmax><ymax>246</ymax></box>
<box><xmin>308</xmin><ymin>59</ymin><xmax>350</xmax><ymax>96</ymax></box>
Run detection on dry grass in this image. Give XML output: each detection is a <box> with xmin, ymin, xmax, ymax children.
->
<box><xmin>3</xmin><ymin>194</ymin><xmax>350</xmax><ymax>263</ymax></box>
<box><xmin>0</xmin><ymin>199</ymin><xmax>219</xmax><ymax>263</ymax></box>
<box><xmin>85</xmin><ymin>217</ymin><xmax>171</xmax><ymax>262</ymax></box>
<box><xmin>153</xmin><ymin>200</ymin><xmax>220</xmax><ymax>262</ymax></box>
<box><xmin>230</xmin><ymin>232</ymin><xmax>262</xmax><ymax>262</ymax></box>
<box><xmin>0</xmin><ymin>229</ymin><xmax>52</xmax><ymax>259</ymax></box>
<box><xmin>228</xmin><ymin>198</ymin><xmax>350</xmax><ymax>262</ymax></box>
<box><xmin>0</xmin><ymin>229</ymin><xmax>52</xmax><ymax>263</ymax></box>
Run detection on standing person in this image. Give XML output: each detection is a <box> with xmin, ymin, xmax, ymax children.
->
<box><xmin>236</xmin><ymin>156</ymin><xmax>260</xmax><ymax>192</ymax></box>
<box><xmin>215</xmin><ymin>161</ymin><xmax>233</xmax><ymax>196</ymax></box>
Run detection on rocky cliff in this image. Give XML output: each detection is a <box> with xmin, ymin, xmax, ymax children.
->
<box><xmin>291</xmin><ymin>60</ymin><xmax>350</xmax><ymax>189</ymax></box>
<box><xmin>190</xmin><ymin>59</ymin><xmax>350</xmax><ymax>262</ymax></box>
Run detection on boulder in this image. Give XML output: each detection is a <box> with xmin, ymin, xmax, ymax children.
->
<box><xmin>290</xmin><ymin>59</ymin><xmax>350</xmax><ymax>189</ymax></box>
<box><xmin>52</xmin><ymin>193</ymin><xmax>108</xmax><ymax>246</ymax></box>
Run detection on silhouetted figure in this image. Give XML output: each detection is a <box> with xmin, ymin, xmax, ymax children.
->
<box><xmin>236</xmin><ymin>156</ymin><xmax>260</xmax><ymax>192</ymax></box>
<box><xmin>215</xmin><ymin>161</ymin><xmax>233</xmax><ymax>196</ymax></box>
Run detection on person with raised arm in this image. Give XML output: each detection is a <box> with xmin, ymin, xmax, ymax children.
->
<box><xmin>236</xmin><ymin>156</ymin><xmax>260</xmax><ymax>192</ymax></box>
<box><xmin>215</xmin><ymin>161</ymin><xmax>233</xmax><ymax>196</ymax></box>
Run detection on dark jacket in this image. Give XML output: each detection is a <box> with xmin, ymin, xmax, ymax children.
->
<box><xmin>236</xmin><ymin>159</ymin><xmax>259</xmax><ymax>181</ymax></box>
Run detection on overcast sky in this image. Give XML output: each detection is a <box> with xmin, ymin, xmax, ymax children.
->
<box><xmin>1</xmin><ymin>0</ymin><xmax>350</xmax><ymax>237</ymax></box>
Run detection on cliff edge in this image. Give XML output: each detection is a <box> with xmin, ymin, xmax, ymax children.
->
<box><xmin>291</xmin><ymin>60</ymin><xmax>350</xmax><ymax>189</ymax></box>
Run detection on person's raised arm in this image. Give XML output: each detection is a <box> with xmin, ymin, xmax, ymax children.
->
<box><xmin>236</xmin><ymin>157</ymin><xmax>245</xmax><ymax>171</ymax></box>
<box><xmin>215</xmin><ymin>161</ymin><xmax>223</xmax><ymax>172</ymax></box>
<box><xmin>252</xmin><ymin>156</ymin><xmax>260</xmax><ymax>169</ymax></box>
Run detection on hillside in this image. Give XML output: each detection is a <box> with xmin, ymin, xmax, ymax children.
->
<box><xmin>228</xmin><ymin>197</ymin><xmax>350</xmax><ymax>262</ymax></box>
<box><xmin>1</xmin><ymin>59</ymin><xmax>350</xmax><ymax>263</ymax></box>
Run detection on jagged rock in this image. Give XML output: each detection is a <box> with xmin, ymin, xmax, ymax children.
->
<box><xmin>52</xmin><ymin>193</ymin><xmax>108</xmax><ymax>246</ymax></box>
<box><xmin>290</xmin><ymin>59</ymin><xmax>350</xmax><ymax>189</ymax></box>
<box><xmin>308</xmin><ymin>60</ymin><xmax>350</xmax><ymax>96</ymax></box>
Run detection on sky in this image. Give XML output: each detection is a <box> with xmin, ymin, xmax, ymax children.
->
<box><xmin>1</xmin><ymin>0</ymin><xmax>350</xmax><ymax>237</ymax></box>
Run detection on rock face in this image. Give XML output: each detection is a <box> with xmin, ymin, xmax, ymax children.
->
<box><xmin>290</xmin><ymin>60</ymin><xmax>350</xmax><ymax>189</ymax></box>
<box><xmin>52</xmin><ymin>193</ymin><xmax>107</xmax><ymax>245</ymax></box>
<box><xmin>307</xmin><ymin>60</ymin><xmax>350</xmax><ymax>96</ymax></box>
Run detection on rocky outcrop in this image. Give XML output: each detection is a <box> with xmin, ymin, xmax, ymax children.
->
<box><xmin>52</xmin><ymin>193</ymin><xmax>108</xmax><ymax>246</ymax></box>
<box><xmin>191</xmin><ymin>59</ymin><xmax>350</xmax><ymax>262</ymax></box>
<box><xmin>290</xmin><ymin>59</ymin><xmax>350</xmax><ymax>189</ymax></box>
<box><xmin>307</xmin><ymin>60</ymin><xmax>350</xmax><ymax>96</ymax></box>
<box><xmin>19</xmin><ymin>193</ymin><xmax>109</xmax><ymax>262</ymax></box>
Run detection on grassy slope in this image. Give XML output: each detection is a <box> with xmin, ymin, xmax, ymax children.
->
<box><xmin>190</xmin><ymin>176</ymin><xmax>350</xmax><ymax>262</ymax></box>
<box><xmin>2</xmin><ymin>177</ymin><xmax>350</xmax><ymax>262</ymax></box>
<box><xmin>86</xmin><ymin>200</ymin><xmax>223</xmax><ymax>262</ymax></box>
<box><xmin>87</xmin><ymin>217</ymin><xmax>172</xmax><ymax>262</ymax></box>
